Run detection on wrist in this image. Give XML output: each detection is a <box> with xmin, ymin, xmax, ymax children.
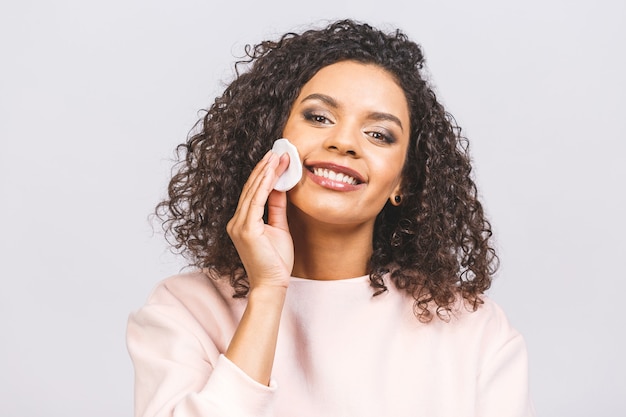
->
<box><xmin>248</xmin><ymin>284</ymin><xmax>288</xmax><ymax>306</ymax></box>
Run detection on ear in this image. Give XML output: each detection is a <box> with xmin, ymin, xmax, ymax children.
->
<box><xmin>389</xmin><ymin>183</ymin><xmax>403</xmax><ymax>206</ymax></box>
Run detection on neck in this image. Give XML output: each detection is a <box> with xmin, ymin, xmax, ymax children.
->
<box><xmin>287</xmin><ymin>206</ymin><xmax>374</xmax><ymax>280</ymax></box>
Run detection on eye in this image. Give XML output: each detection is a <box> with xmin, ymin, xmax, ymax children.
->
<box><xmin>303</xmin><ymin>111</ymin><xmax>334</xmax><ymax>125</ymax></box>
<box><xmin>366</xmin><ymin>130</ymin><xmax>396</xmax><ymax>144</ymax></box>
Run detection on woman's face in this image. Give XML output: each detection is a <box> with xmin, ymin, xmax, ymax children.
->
<box><xmin>282</xmin><ymin>60</ymin><xmax>411</xmax><ymax>228</ymax></box>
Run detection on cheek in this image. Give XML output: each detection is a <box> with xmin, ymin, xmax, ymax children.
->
<box><xmin>375</xmin><ymin>154</ymin><xmax>405</xmax><ymax>188</ymax></box>
<box><xmin>281</xmin><ymin>113</ymin><xmax>301</xmax><ymax>138</ymax></box>
<box><xmin>281</xmin><ymin>126</ymin><xmax>312</xmax><ymax>156</ymax></box>
<box><xmin>281</xmin><ymin>124</ymin><xmax>301</xmax><ymax>146</ymax></box>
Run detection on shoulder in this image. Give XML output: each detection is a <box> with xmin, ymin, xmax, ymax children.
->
<box><xmin>447</xmin><ymin>295</ymin><xmax>526</xmax><ymax>360</ymax></box>
<box><xmin>474</xmin><ymin>296</ymin><xmax>520</xmax><ymax>338</ymax></box>
<box><xmin>142</xmin><ymin>270</ymin><xmax>246</xmax><ymax>323</ymax></box>
<box><xmin>128</xmin><ymin>271</ymin><xmax>244</xmax><ymax>355</ymax></box>
<box><xmin>145</xmin><ymin>270</ymin><xmax>234</xmax><ymax>306</ymax></box>
<box><xmin>463</xmin><ymin>296</ymin><xmax>516</xmax><ymax>328</ymax></box>
<box><xmin>387</xmin><ymin>283</ymin><xmax>522</xmax><ymax>346</ymax></box>
<box><xmin>449</xmin><ymin>295</ymin><xmax>520</xmax><ymax>335</ymax></box>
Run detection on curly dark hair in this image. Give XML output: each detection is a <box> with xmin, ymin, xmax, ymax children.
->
<box><xmin>156</xmin><ymin>19</ymin><xmax>498</xmax><ymax>322</ymax></box>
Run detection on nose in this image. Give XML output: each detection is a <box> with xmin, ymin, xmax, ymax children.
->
<box><xmin>323</xmin><ymin>123</ymin><xmax>361</xmax><ymax>157</ymax></box>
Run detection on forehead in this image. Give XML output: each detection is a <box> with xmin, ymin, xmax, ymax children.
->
<box><xmin>295</xmin><ymin>61</ymin><xmax>410</xmax><ymax>125</ymax></box>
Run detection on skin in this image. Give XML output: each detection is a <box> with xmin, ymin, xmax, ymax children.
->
<box><xmin>226</xmin><ymin>61</ymin><xmax>411</xmax><ymax>385</ymax></box>
<box><xmin>284</xmin><ymin>61</ymin><xmax>411</xmax><ymax>280</ymax></box>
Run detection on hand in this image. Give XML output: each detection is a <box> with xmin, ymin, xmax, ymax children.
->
<box><xmin>227</xmin><ymin>150</ymin><xmax>293</xmax><ymax>291</ymax></box>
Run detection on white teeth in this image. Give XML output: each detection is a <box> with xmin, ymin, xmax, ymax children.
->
<box><xmin>312</xmin><ymin>168</ymin><xmax>357</xmax><ymax>185</ymax></box>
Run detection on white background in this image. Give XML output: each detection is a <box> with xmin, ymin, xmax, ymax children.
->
<box><xmin>1</xmin><ymin>0</ymin><xmax>624</xmax><ymax>415</ymax></box>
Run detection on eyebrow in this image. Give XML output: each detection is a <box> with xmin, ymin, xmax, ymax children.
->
<box><xmin>368</xmin><ymin>112</ymin><xmax>405</xmax><ymax>133</ymax></box>
<box><xmin>301</xmin><ymin>93</ymin><xmax>339</xmax><ymax>108</ymax></box>
<box><xmin>300</xmin><ymin>93</ymin><xmax>404</xmax><ymax>132</ymax></box>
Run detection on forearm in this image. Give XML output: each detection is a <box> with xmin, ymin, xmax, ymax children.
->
<box><xmin>225</xmin><ymin>285</ymin><xmax>287</xmax><ymax>386</ymax></box>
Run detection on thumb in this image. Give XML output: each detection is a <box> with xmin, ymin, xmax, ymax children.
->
<box><xmin>267</xmin><ymin>189</ymin><xmax>288</xmax><ymax>230</ymax></box>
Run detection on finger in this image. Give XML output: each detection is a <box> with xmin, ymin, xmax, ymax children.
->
<box><xmin>236</xmin><ymin>151</ymin><xmax>273</xmax><ymax>213</ymax></box>
<box><xmin>275</xmin><ymin>152</ymin><xmax>290</xmax><ymax>178</ymax></box>
<box><xmin>240</xmin><ymin>150</ymin><xmax>288</xmax><ymax>208</ymax></box>
<box><xmin>229</xmin><ymin>151</ymin><xmax>275</xmax><ymax>237</ymax></box>
<box><xmin>234</xmin><ymin>152</ymin><xmax>281</xmax><ymax>234</ymax></box>
<box><xmin>232</xmin><ymin>151</ymin><xmax>278</xmax><ymax>228</ymax></box>
<box><xmin>246</xmin><ymin>152</ymin><xmax>281</xmax><ymax>214</ymax></box>
<box><xmin>266</xmin><ymin>153</ymin><xmax>291</xmax><ymax>230</ymax></box>
<box><xmin>267</xmin><ymin>189</ymin><xmax>288</xmax><ymax>230</ymax></box>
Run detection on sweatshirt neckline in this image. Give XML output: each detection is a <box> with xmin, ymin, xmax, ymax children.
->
<box><xmin>289</xmin><ymin>275</ymin><xmax>370</xmax><ymax>284</ymax></box>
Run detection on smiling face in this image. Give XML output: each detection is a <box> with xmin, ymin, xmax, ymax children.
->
<box><xmin>282</xmin><ymin>60</ymin><xmax>411</xmax><ymax>229</ymax></box>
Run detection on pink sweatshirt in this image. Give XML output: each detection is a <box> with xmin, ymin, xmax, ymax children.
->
<box><xmin>127</xmin><ymin>271</ymin><xmax>535</xmax><ymax>417</ymax></box>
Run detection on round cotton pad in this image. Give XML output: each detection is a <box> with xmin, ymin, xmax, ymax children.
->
<box><xmin>271</xmin><ymin>138</ymin><xmax>302</xmax><ymax>192</ymax></box>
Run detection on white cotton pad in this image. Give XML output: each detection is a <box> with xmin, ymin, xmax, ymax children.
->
<box><xmin>271</xmin><ymin>138</ymin><xmax>302</xmax><ymax>192</ymax></box>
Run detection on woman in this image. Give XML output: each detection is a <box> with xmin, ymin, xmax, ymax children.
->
<box><xmin>127</xmin><ymin>19</ymin><xmax>535</xmax><ymax>416</ymax></box>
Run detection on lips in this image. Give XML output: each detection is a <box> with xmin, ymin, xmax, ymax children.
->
<box><xmin>304</xmin><ymin>162</ymin><xmax>365</xmax><ymax>190</ymax></box>
<box><xmin>312</xmin><ymin>167</ymin><xmax>358</xmax><ymax>185</ymax></box>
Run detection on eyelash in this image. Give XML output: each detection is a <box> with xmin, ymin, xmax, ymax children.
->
<box><xmin>303</xmin><ymin>111</ymin><xmax>332</xmax><ymax>124</ymax></box>
<box><xmin>367</xmin><ymin>130</ymin><xmax>395</xmax><ymax>144</ymax></box>
<box><xmin>302</xmin><ymin>111</ymin><xmax>396</xmax><ymax>144</ymax></box>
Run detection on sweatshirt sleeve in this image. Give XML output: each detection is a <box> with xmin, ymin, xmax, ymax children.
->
<box><xmin>126</xmin><ymin>281</ymin><xmax>277</xmax><ymax>417</ymax></box>
<box><xmin>475</xmin><ymin>303</ymin><xmax>536</xmax><ymax>417</ymax></box>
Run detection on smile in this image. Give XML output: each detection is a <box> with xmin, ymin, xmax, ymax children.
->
<box><xmin>312</xmin><ymin>167</ymin><xmax>358</xmax><ymax>185</ymax></box>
